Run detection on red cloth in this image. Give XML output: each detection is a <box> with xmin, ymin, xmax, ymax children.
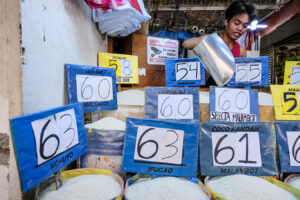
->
<box><xmin>231</xmin><ymin>42</ymin><xmax>241</xmax><ymax>58</ymax></box>
<box><xmin>245</xmin><ymin>30</ymin><xmax>254</xmax><ymax>50</ymax></box>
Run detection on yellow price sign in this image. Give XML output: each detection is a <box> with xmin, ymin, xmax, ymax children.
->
<box><xmin>98</xmin><ymin>52</ymin><xmax>139</xmax><ymax>84</ymax></box>
<box><xmin>283</xmin><ymin>61</ymin><xmax>300</xmax><ymax>85</ymax></box>
<box><xmin>271</xmin><ymin>85</ymin><xmax>300</xmax><ymax>120</ymax></box>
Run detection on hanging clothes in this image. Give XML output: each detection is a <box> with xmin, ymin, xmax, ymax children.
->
<box><xmin>92</xmin><ymin>0</ymin><xmax>151</xmax><ymax>37</ymax></box>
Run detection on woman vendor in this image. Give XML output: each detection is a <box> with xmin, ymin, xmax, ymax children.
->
<box><xmin>182</xmin><ymin>1</ymin><xmax>257</xmax><ymax>58</ymax></box>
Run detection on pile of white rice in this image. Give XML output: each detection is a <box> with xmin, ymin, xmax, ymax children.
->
<box><xmin>125</xmin><ymin>177</ymin><xmax>209</xmax><ymax>200</ymax></box>
<box><xmin>207</xmin><ymin>174</ymin><xmax>297</xmax><ymax>200</ymax></box>
<box><xmin>288</xmin><ymin>177</ymin><xmax>300</xmax><ymax>190</ymax></box>
<box><xmin>40</xmin><ymin>175</ymin><xmax>121</xmax><ymax>200</ymax></box>
<box><xmin>85</xmin><ymin>117</ymin><xmax>126</xmax><ymax>131</ymax></box>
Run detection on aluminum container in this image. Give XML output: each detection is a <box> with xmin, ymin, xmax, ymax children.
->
<box><xmin>193</xmin><ymin>33</ymin><xmax>235</xmax><ymax>86</ymax></box>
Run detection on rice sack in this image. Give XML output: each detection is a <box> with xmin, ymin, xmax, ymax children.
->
<box><xmin>81</xmin><ymin>117</ymin><xmax>125</xmax><ymax>172</ymax></box>
<box><xmin>207</xmin><ymin>174</ymin><xmax>298</xmax><ymax>200</ymax></box>
<box><xmin>125</xmin><ymin>176</ymin><xmax>210</xmax><ymax>200</ymax></box>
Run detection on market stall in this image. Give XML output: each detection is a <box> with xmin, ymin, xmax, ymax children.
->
<box><xmin>6</xmin><ymin>0</ymin><xmax>300</xmax><ymax>199</ymax></box>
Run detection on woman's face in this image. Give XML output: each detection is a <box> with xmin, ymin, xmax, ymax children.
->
<box><xmin>224</xmin><ymin>13</ymin><xmax>250</xmax><ymax>40</ymax></box>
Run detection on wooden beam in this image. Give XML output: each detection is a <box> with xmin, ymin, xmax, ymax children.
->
<box><xmin>257</xmin><ymin>0</ymin><xmax>300</xmax><ymax>37</ymax></box>
<box><xmin>0</xmin><ymin>0</ymin><xmax>22</xmax><ymax>199</ymax></box>
<box><xmin>149</xmin><ymin>4</ymin><xmax>281</xmax><ymax>11</ymax></box>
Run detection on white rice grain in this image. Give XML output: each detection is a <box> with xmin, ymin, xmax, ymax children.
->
<box><xmin>40</xmin><ymin>175</ymin><xmax>121</xmax><ymax>200</ymax></box>
<box><xmin>207</xmin><ymin>175</ymin><xmax>297</xmax><ymax>200</ymax></box>
<box><xmin>125</xmin><ymin>177</ymin><xmax>209</xmax><ymax>200</ymax></box>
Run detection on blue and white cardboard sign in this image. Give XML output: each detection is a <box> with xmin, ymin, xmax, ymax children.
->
<box><xmin>209</xmin><ymin>86</ymin><xmax>259</xmax><ymax>122</ymax></box>
<box><xmin>66</xmin><ymin>64</ymin><xmax>117</xmax><ymax>112</ymax></box>
<box><xmin>165</xmin><ymin>57</ymin><xmax>205</xmax><ymax>87</ymax></box>
<box><xmin>10</xmin><ymin>103</ymin><xmax>87</xmax><ymax>192</ymax></box>
<box><xmin>227</xmin><ymin>56</ymin><xmax>269</xmax><ymax>87</ymax></box>
<box><xmin>122</xmin><ymin>117</ymin><xmax>199</xmax><ymax>177</ymax></box>
<box><xmin>275</xmin><ymin>122</ymin><xmax>300</xmax><ymax>173</ymax></box>
<box><xmin>145</xmin><ymin>87</ymin><xmax>200</xmax><ymax>121</ymax></box>
<box><xmin>199</xmin><ymin>122</ymin><xmax>278</xmax><ymax>176</ymax></box>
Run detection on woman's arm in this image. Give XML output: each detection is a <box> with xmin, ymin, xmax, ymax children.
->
<box><xmin>182</xmin><ymin>34</ymin><xmax>208</xmax><ymax>50</ymax></box>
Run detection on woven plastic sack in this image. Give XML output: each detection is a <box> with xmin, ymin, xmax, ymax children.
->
<box><xmin>80</xmin><ymin>128</ymin><xmax>124</xmax><ymax>173</ymax></box>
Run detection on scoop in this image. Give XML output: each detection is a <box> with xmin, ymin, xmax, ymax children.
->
<box><xmin>193</xmin><ymin>33</ymin><xmax>235</xmax><ymax>86</ymax></box>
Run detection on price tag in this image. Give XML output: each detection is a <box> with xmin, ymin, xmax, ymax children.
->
<box><xmin>283</xmin><ymin>61</ymin><xmax>300</xmax><ymax>85</ymax></box>
<box><xmin>209</xmin><ymin>86</ymin><xmax>259</xmax><ymax>122</ymax></box>
<box><xmin>122</xmin><ymin>117</ymin><xmax>199</xmax><ymax>177</ymax></box>
<box><xmin>165</xmin><ymin>58</ymin><xmax>206</xmax><ymax>87</ymax></box>
<box><xmin>275</xmin><ymin>122</ymin><xmax>300</xmax><ymax>172</ymax></box>
<box><xmin>227</xmin><ymin>56</ymin><xmax>269</xmax><ymax>87</ymax></box>
<box><xmin>271</xmin><ymin>85</ymin><xmax>300</xmax><ymax>120</ymax></box>
<box><xmin>145</xmin><ymin>87</ymin><xmax>200</xmax><ymax>121</ymax></box>
<box><xmin>98</xmin><ymin>52</ymin><xmax>139</xmax><ymax>84</ymax></box>
<box><xmin>212</xmin><ymin>132</ymin><xmax>262</xmax><ymax>167</ymax></box>
<box><xmin>199</xmin><ymin>122</ymin><xmax>278</xmax><ymax>176</ymax></box>
<box><xmin>134</xmin><ymin>126</ymin><xmax>184</xmax><ymax>165</ymax></box>
<box><xmin>66</xmin><ymin>64</ymin><xmax>117</xmax><ymax>112</ymax></box>
<box><xmin>157</xmin><ymin>94</ymin><xmax>193</xmax><ymax>119</ymax></box>
<box><xmin>147</xmin><ymin>36</ymin><xmax>179</xmax><ymax>65</ymax></box>
<box><xmin>10</xmin><ymin>103</ymin><xmax>87</xmax><ymax>192</ymax></box>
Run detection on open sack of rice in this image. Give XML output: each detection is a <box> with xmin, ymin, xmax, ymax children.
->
<box><xmin>36</xmin><ymin>168</ymin><xmax>124</xmax><ymax>200</ymax></box>
<box><xmin>206</xmin><ymin>174</ymin><xmax>300</xmax><ymax>200</ymax></box>
<box><xmin>124</xmin><ymin>174</ymin><xmax>211</xmax><ymax>200</ymax></box>
<box><xmin>80</xmin><ymin>117</ymin><xmax>125</xmax><ymax>173</ymax></box>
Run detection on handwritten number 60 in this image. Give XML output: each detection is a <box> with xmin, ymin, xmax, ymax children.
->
<box><xmin>218</xmin><ymin>90</ymin><xmax>248</xmax><ymax>111</ymax></box>
<box><xmin>81</xmin><ymin>77</ymin><xmax>111</xmax><ymax>100</ymax></box>
<box><xmin>160</xmin><ymin>96</ymin><xmax>191</xmax><ymax>117</ymax></box>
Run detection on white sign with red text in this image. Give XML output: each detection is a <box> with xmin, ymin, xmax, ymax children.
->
<box><xmin>147</xmin><ymin>36</ymin><xmax>179</xmax><ymax>65</ymax></box>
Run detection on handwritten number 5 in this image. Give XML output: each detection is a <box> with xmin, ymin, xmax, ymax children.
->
<box><xmin>284</xmin><ymin>92</ymin><xmax>298</xmax><ymax>112</ymax></box>
<box><xmin>176</xmin><ymin>63</ymin><xmax>188</xmax><ymax>80</ymax></box>
<box><xmin>249</xmin><ymin>64</ymin><xmax>261</xmax><ymax>81</ymax></box>
<box><xmin>109</xmin><ymin>60</ymin><xmax>118</xmax><ymax>70</ymax></box>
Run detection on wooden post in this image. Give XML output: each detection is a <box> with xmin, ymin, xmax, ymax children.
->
<box><xmin>0</xmin><ymin>0</ymin><xmax>22</xmax><ymax>199</ymax></box>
